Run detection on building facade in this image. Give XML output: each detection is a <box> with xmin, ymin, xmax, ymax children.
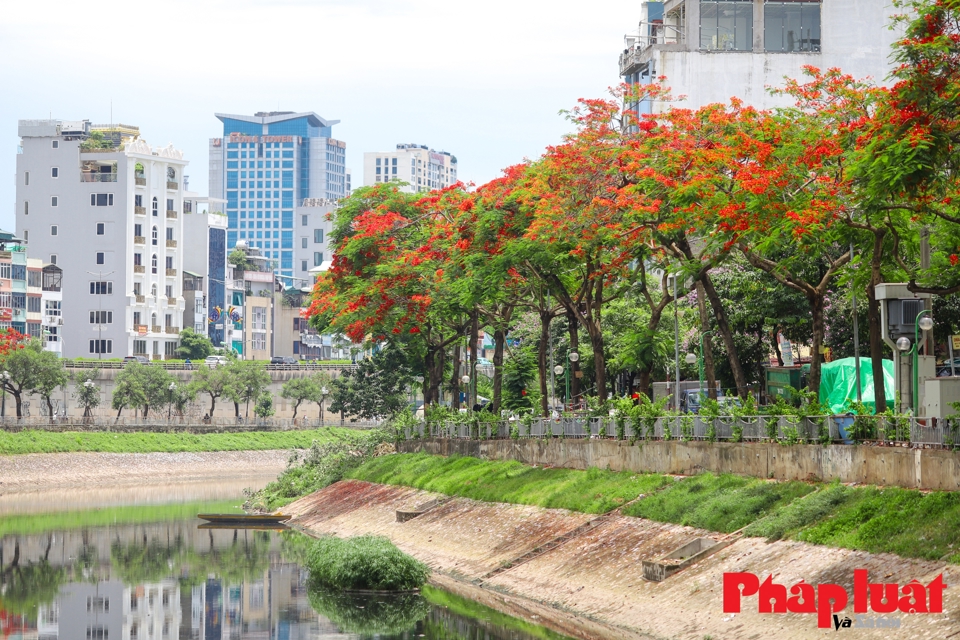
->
<box><xmin>208</xmin><ymin>111</ymin><xmax>346</xmax><ymax>284</ymax></box>
<box><xmin>182</xmin><ymin>195</ymin><xmax>228</xmax><ymax>346</ymax></box>
<box><xmin>363</xmin><ymin>143</ymin><xmax>457</xmax><ymax>192</ymax></box>
<box><xmin>15</xmin><ymin>120</ymin><xmax>187</xmax><ymax>359</ymax></box>
<box><xmin>619</xmin><ymin>0</ymin><xmax>898</xmax><ymax>120</ymax></box>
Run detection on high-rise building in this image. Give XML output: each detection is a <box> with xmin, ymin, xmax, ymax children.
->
<box><xmin>15</xmin><ymin>119</ymin><xmax>187</xmax><ymax>360</ymax></box>
<box><xmin>619</xmin><ymin>1</ymin><xmax>896</xmax><ymax>121</ymax></box>
<box><xmin>181</xmin><ymin>194</ymin><xmax>227</xmax><ymax>346</ymax></box>
<box><xmin>208</xmin><ymin>111</ymin><xmax>346</xmax><ymax>283</ymax></box>
<box><xmin>363</xmin><ymin>144</ymin><xmax>457</xmax><ymax>192</ymax></box>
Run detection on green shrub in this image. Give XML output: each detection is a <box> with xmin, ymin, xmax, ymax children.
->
<box><xmin>305</xmin><ymin>535</ymin><xmax>430</xmax><ymax>591</ymax></box>
<box><xmin>744</xmin><ymin>483</ymin><xmax>853</xmax><ymax>541</ymax></box>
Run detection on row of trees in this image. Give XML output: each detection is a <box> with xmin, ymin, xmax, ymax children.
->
<box><xmin>307</xmin><ymin>0</ymin><xmax>960</xmax><ymax>416</ymax></box>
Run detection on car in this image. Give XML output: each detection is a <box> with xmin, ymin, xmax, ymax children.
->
<box><xmin>476</xmin><ymin>357</ymin><xmax>493</xmax><ymax>366</ymax></box>
<box><xmin>271</xmin><ymin>356</ymin><xmax>298</xmax><ymax>365</ymax></box>
<box><xmin>204</xmin><ymin>355</ymin><xmax>229</xmax><ymax>368</ymax></box>
<box><xmin>123</xmin><ymin>355</ymin><xmax>150</xmax><ymax>366</ymax></box>
<box><xmin>937</xmin><ymin>359</ymin><xmax>960</xmax><ymax>377</ymax></box>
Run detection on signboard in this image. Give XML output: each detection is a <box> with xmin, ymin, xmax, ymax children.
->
<box><xmin>779</xmin><ymin>334</ymin><xmax>794</xmax><ymax>367</ymax></box>
<box><xmin>952</xmin><ymin>335</ymin><xmax>960</xmax><ymax>351</ymax></box>
<box><xmin>226</xmin><ymin>133</ymin><xmax>296</xmax><ymax>144</ymax></box>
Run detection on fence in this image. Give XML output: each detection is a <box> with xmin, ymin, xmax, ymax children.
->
<box><xmin>62</xmin><ymin>361</ymin><xmax>357</xmax><ymax>371</ymax></box>
<box><xmin>0</xmin><ymin>416</ymin><xmax>383</xmax><ymax>432</ymax></box>
<box><xmin>404</xmin><ymin>415</ymin><xmax>960</xmax><ymax>448</ymax></box>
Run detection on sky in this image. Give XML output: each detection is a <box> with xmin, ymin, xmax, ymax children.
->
<box><xmin>0</xmin><ymin>0</ymin><xmax>638</xmax><ymax>228</ymax></box>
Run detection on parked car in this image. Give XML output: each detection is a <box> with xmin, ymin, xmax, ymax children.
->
<box><xmin>123</xmin><ymin>355</ymin><xmax>150</xmax><ymax>366</ymax></box>
<box><xmin>679</xmin><ymin>389</ymin><xmax>728</xmax><ymax>414</ymax></box>
<box><xmin>937</xmin><ymin>359</ymin><xmax>960</xmax><ymax>377</ymax></box>
<box><xmin>271</xmin><ymin>356</ymin><xmax>298</xmax><ymax>365</ymax></box>
<box><xmin>204</xmin><ymin>355</ymin><xmax>229</xmax><ymax>368</ymax></box>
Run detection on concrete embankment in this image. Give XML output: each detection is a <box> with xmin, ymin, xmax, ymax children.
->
<box><xmin>286</xmin><ymin>479</ymin><xmax>960</xmax><ymax>640</ymax></box>
<box><xmin>399</xmin><ymin>438</ymin><xmax>960</xmax><ymax>491</ymax></box>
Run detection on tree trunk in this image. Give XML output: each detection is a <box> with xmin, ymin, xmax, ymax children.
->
<box><xmin>13</xmin><ymin>392</ymin><xmax>21</xmax><ymax>418</ymax></box>
<box><xmin>808</xmin><ymin>292</ymin><xmax>826</xmax><ymax>394</ymax></box>
<box><xmin>469</xmin><ymin>312</ymin><xmax>479</xmax><ymax>409</ymax></box>
<box><xmin>538</xmin><ymin>311</ymin><xmax>551</xmax><ymax>416</ymax></box>
<box><xmin>699</xmin><ymin>273</ymin><xmax>749</xmax><ymax>398</ymax></box>
<box><xmin>46</xmin><ymin>397</ymin><xmax>54</xmax><ymax>419</ymax></box>
<box><xmin>586</xmin><ymin>324</ymin><xmax>607</xmax><ymax>402</ymax></box>
<box><xmin>567</xmin><ymin>309</ymin><xmax>580</xmax><ymax>406</ymax></box>
<box><xmin>291</xmin><ymin>402</ymin><xmax>299</xmax><ymax>422</ymax></box>
<box><xmin>209</xmin><ymin>394</ymin><xmax>217</xmax><ymax>416</ymax></box>
<box><xmin>772</xmin><ymin>327</ymin><xmax>784</xmax><ymax>366</ymax></box>
<box><xmin>867</xmin><ymin>281</ymin><xmax>887</xmax><ymax>412</ymax></box>
<box><xmin>450</xmin><ymin>343</ymin><xmax>461</xmax><ymax>410</ymax></box>
<box><xmin>696</xmin><ymin>282</ymin><xmax>718</xmax><ymax>399</ymax></box>
<box><xmin>234</xmin><ymin>401</ymin><xmax>240</xmax><ymax>417</ymax></box>
<box><xmin>493</xmin><ymin>327</ymin><xmax>505</xmax><ymax>413</ymax></box>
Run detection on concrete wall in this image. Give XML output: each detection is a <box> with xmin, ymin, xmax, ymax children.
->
<box><xmin>398</xmin><ymin>438</ymin><xmax>960</xmax><ymax>492</ymax></box>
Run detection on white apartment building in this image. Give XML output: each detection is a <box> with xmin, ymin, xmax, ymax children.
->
<box><xmin>289</xmin><ymin>198</ymin><xmax>335</xmax><ymax>285</ymax></box>
<box><xmin>363</xmin><ymin>144</ymin><xmax>458</xmax><ymax>192</ymax></box>
<box><xmin>620</xmin><ymin>0</ymin><xmax>898</xmax><ymax>117</ymax></box>
<box><xmin>15</xmin><ymin>120</ymin><xmax>187</xmax><ymax>359</ymax></box>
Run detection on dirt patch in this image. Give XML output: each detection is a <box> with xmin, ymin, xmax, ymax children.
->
<box><xmin>288</xmin><ymin>480</ymin><xmax>960</xmax><ymax>640</ymax></box>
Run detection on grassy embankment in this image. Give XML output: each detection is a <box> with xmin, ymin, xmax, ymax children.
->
<box><xmin>0</xmin><ymin>427</ymin><xmax>362</xmax><ymax>455</ymax></box>
<box><xmin>348</xmin><ymin>453</ymin><xmax>960</xmax><ymax>564</ymax></box>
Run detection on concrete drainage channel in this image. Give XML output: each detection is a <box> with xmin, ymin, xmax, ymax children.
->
<box><xmin>641</xmin><ymin>533</ymin><xmax>740</xmax><ymax>582</ymax></box>
<box><xmin>396</xmin><ymin>498</ymin><xmax>446</xmax><ymax>523</ymax></box>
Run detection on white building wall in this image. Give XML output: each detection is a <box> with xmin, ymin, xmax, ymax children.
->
<box><xmin>363</xmin><ymin>144</ymin><xmax>458</xmax><ymax>192</ymax></box>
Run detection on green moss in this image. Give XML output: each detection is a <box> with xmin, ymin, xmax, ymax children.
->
<box><xmin>349</xmin><ymin>453</ymin><xmax>673</xmax><ymax>514</ymax></box>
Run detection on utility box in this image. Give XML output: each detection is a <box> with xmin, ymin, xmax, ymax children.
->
<box><xmin>764</xmin><ymin>366</ymin><xmax>807</xmax><ymax>403</ymax></box>
<box><xmin>923</xmin><ymin>377</ymin><xmax>960</xmax><ymax>420</ymax></box>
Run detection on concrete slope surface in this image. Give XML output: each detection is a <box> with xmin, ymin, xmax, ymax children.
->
<box><xmin>286</xmin><ymin>479</ymin><xmax>960</xmax><ymax>640</ymax></box>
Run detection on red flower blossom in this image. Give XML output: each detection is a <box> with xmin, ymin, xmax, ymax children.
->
<box><xmin>951</xmin><ymin>254</ymin><xmax>959</xmax><ymax>266</ymax></box>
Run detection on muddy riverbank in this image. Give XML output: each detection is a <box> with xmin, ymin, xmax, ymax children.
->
<box><xmin>0</xmin><ymin>449</ymin><xmax>289</xmax><ymax>513</ymax></box>
<box><xmin>285</xmin><ymin>479</ymin><xmax>960</xmax><ymax>640</ymax></box>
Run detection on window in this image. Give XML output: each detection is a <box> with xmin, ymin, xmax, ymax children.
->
<box><xmin>51</xmin><ymin>196</ymin><xmax>58</xmax><ymax>207</ymax></box>
<box><xmin>90</xmin><ymin>281</ymin><xmax>112</xmax><ymax>295</ymax></box>
<box><xmin>0</xmin><ymin>293</ymin><xmax>9</xmax><ymax>307</ymax></box>
<box><xmin>133</xmin><ymin>340</ymin><xmax>146</xmax><ymax>355</ymax></box>
<box><xmin>133</xmin><ymin>311</ymin><xmax>141</xmax><ymax>326</ymax></box>
<box><xmin>152</xmin><ymin>226</ymin><xmax>158</xmax><ymax>245</ymax></box>
<box><xmin>165</xmin><ymin>313</ymin><xmax>172</xmax><ymax>327</ymax></box>
<box><xmin>301</xmin><ymin>260</ymin><xmax>307</xmax><ymax>272</ymax></box>
<box><xmin>46</xmin><ymin>325</ymin><xmax>58</xmax><ymax>342</ymax></box>
<box><xmin>86</xmin><ymin>596</ymin><xmax>109</xmax><ymax>613</ymax></box>
<box><xmin>28</xmin><ymin>271</ymin><xmax>40</xmax><ymax>288</ymax></box>
<box><xmin>700</xmin><ymin>0</ymin><xmax>753</xmax><ymax>51</ymax></box>
<box><xmin>90</xmin><ymin>310</ymin><xmax>113</xmax><ymax>324</ymax></box>
<box><xmin>135</xmin><ymin>194</ymin><xmax>142</xmax><ymax>207</ymax></box>
<box><xmin>764</xmin><ymin>1</ymin><xmax>821</xmax><ymax>52</ymax></box>
<box><xmin>133</xmin><ymin>282</ymin><xmax>141</xmax><ymax>296</ymax></box>
<box><xmin>253</xmin><ymin>306</ymin><xmax>267</xmax><ymax>330</ymax></box>
<box><xmin>24</xmin><ymin>172</ymin><xmax>28</xmax><ymax>185</ymax></box>
<box><xmin>96</xmin><ymin>252</ymin><xmax>104</xmax><ymax>265</ymax></box>
<box><xmin>28</xmin><ymin>322</ymin><xmax>41</xmax><ymax>338</ymax></box>
<box><xmin>314</xmin><ymin>252</ymin><xmax>323</xmax><ymax>266</ymax></box>
<box><xmin>165</xmin><ymin>227</ymin><xmax>173</xmax><ymax>241</ymax></box>
<box><xmin>151</xmin><ymin>254</ymin><xmax>157</xmax><ymax>274</ymax></box>
<box><xmin>90</xmin><ymin>193</ymin><xmax>114</xmax><ymax>206</ymax></box>
<box><xmin>165</xmin><ymin>341</ymin><xmax>177</xmax><ymax>356</ymax></box>
<box><xmin>27</xmin><ymin>297</ymin><xmax>41</xmax><ymax>313</ymax></box>
<box><xmin>301</xmin><ymin>214</ymin><xmax>308</xmax><ymax>226</ymax></box>
<box><xmin>96</xmin><ymin>223</ymin><xmax>104</xmax><ymax>235</ymax></box>
<box><xmin>23</xmin><ymin>229</ymin><xmax>28</xmax><ymax>241</ymax></box>
<box><xmin>23</xmin><ymin>201</ymin><xmax>28</xmax><ymax>216</ymax></box>
<box><xmin>12</xmin><ymin>265</ymin><xmax>25</xmax><ymax>281</ymax></box>
<box><xmin>50</xmin><ymin>225</ymin><xmax>57</xmax><ymax>236</ymax></box>
<box><xmin>165</xmin><ymin>256</ymin><xmax>173</xmax><ymax>270</ymax></box>
<box><xmin>152</xmin><ymin>197</ymin><xmax>158</xmax><ymax>216</ymax></box>
<box><xmin>134</xmin><ymin>223</ymin><xmax>142</xmax><ymax>237</ymax></box>
<box><xmin>45</xmin><ymin>300</ymin><xmax>61</xmax><ymax>316</ymax></box>
<box><xmin>301</xmin><ymin>237</ymin><xmax>308</xmax><ymax>249</ymax></box>
<box><xmin>166</xmin><ymin>198</ymin><xmax>174</xmax><ymax>211</ymax></box>
<box><xmin>12</xmin><ymin>294</ymin><xmax>25</xmax><ymax>309</ymax></box>
<box><xmin>49</xmin><ymin>254</ymin><xmax>57</xmax><ymax>265</ymax></box>
<box><xmin>314</xmin><ymin>229</ymin><xmax>323</xmax><ymax>243</ymax></box>
<box><xmin>51</xmin><ymin>140</ymin><xmax>58</xmax><ymax>149</ymax></box>
<box><xmin>165</xmin><ymin>284</ymin><xmax>172</xmax><ymax>298</ymax></box>
<box><xmin>134</xmin><ymin>253</ymin><xmax>142</xmax><ymax>266</ymax></box>
<box><xmin>252</xmin><ymin>332</ymin><xmax>267</xmax><ymax>350</ymax></box>
<box><xmin>89</xmin><ymin>339</ymin><xmax>112</xmax><ymax>354</ymax></box>
<box><xmin>51</xmin><ymin>167</ymin><xmax>58</xmax><ymax>178</ymax></box>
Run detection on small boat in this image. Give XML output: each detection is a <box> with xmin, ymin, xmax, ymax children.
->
<box><xmin>197</xmin><ymin>513</ymin><xmax>291</xmax><ymax>526</ymax></box>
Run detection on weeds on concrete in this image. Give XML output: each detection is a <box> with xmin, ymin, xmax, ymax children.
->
<box><xmin>306</xmin><ymin>534</ymin><xmax>430</xmax><ymax>591</ymax></box>
<box><xmin>349</xmin><ymin>453</ymin><xmax>673</xmax><ymax>514</ymax></box>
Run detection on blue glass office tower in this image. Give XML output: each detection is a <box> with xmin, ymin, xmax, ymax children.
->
<box><xmin>209</xmin><ymin>112</ymin><xmax>346</xmax><ymax>282</ymax></box>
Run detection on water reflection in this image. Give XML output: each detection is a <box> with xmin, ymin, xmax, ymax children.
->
<box><xmin>0</xmin><ymin>509</ymin><xmax>573</xmax><ymax>640</ymax></box>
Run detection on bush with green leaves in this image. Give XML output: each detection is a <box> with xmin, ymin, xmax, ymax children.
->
<box><xmin>305</xmin><ymin>535</ymin><xmax>430</xmax><ymax>591</ymax></box>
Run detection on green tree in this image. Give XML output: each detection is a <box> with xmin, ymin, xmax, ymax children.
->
<box><xmin>254</xmin><ymin>393</ymin><xmax>275</xmax><ymax>418</ymax></box>
<box><xmin>224</xmin><ymin>360</ymin><xmax>270</xmax><ymax>418</ymax></box>
<box><xmin>228</xmin><ymin>248</ymin><xmax>255</xmax><ymax>271</ymax></box>
<box><xmin>280</xmin><ymin>376</ymin><xmax>320</xmax><ymax>422</ymax></box>
<box><xmin>328</xmin><ymin>347</ymin><xmax>412</xmax><ymax>421</ymax></box>
<box><xmin>177</xmin><ymin>328</ymin><xmax>214</xmax><ymax>360</ymax></box>
<box><xmin>0</xmin><ymin>339</ymin><xmax>67</xmax><ymax>418</ymax></box>
<box><xmin>112</xmin><ymin>364</ymin><xmax>147</xmax><ymax>419</ymax></box>
<box><xmin>189</xmin><ymin>364</ymin><xmax>230</xmax><ymax>415</ymax></box>
<box><xmin>73</xmin><ymin>368</ymin><xmax>102</xmax><ymax>418</ymax></box>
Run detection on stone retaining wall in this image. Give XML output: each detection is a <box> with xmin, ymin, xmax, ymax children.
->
<box><xmin>397</xmin><ymin>438</ymin><xmax>960</xmax><ymax>491</ymax></box>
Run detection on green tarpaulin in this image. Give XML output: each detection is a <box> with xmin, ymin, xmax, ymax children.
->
<box><xmin>818</xmin><ymin>357</ymin><xmax>895</xmax><ymax>414</ymax></box>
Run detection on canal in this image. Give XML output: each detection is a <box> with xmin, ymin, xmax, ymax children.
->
<box><xmin>0</xmin><ymin>479</ymin><xmax>573</xmax><ymax>639</ymax></box>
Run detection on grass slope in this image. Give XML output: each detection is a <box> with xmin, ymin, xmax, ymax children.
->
<box><xmin>349</xmin><ymin>453</ymin><xmax>673</xmax><ymax>514</ymax></box>
<box><xmin>350</xmin><ymin>453</ymin><xmax>960</xmax><ymax>564</ymax></box>
<box><xmin>0</xmin><ymin>427</ymin><xmax>360</xmax><ymax>455</ymax></box>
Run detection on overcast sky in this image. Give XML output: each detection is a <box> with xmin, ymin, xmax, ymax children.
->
<box><xmin>0</xmin><ymin>0</ymin><xmax>639</xmax><ymax>228</ymax></box>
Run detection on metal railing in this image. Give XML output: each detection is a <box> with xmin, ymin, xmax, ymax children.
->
<box><xmin>0</xmin><ymin>415</ymin><xmax>383</xmax><ymax>432</ymax></box>
<box><xmin>62</xmin><ymin>360</ymin><xmax>358</xmax><ymax>371</ymax></box>
<box><xmin>81</xmin><ymin>173</ymin><xmax>118</xmax><ymax>183</ymax></box>
<box><xmin>404</xmin><ymin>415</ymin><xmax>960</xmax><ymax>448</ymax></box>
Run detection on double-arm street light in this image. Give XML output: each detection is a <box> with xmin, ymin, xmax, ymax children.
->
<box><xmin>554</xmin><ymin>352</ymin><xmax>579</xmax><ymax>410</ymax></box>
<box><xmin>896</xmin><ymin>310</ymin><xmax>934</xmax><ymax>415</ymax></box>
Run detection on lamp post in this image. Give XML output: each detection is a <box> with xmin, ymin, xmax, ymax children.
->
<box><xmin>1</xmin><ymin>370</ymin><xmax>9</xmax><ymax>420</ymax></box>
<box><xmin>896</xmin><ymin>336</ymin><xmax>912</xmax><ymax>413</ymax></box>
<box><xmin>910</xmin><ymin>311</ymin><xmax>934</xmax><ymax>415</ymax></box>
<box><xmin>320</xmin><ymin>386</ymin><xmax>328</xmax><ymax>425</ymax></box>
<box><xmin>461</xmin><ymin>375</ymin><xmax>471</xmax><ymax>409</ymax></box>
<box><xmin>698</xmin><ymin>331</ymin><xmax>714</xmax><ymax>398</ymax></box>
<box><xmin>83</xmin><ymin>379</ymin><xmax>95</xmax><ymax>419</ymax></box>
<box><xmin>566</xmin><ymin>351</ymin><xmax>579</xmax><ymax>410</ymax></box>
<box><xmin>413</xmin><ymin>375</ymin><xmax>424</xmax><ymax>413</ymax></box>
<box><xmin>167</xmin><ymin>381</ymin><xmax>177</xmax><ymax>419</ymax></box>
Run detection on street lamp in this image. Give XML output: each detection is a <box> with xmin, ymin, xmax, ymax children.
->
<box><xmin>566</xmin><ymin>352</ymin><xmax>579</xmax><ymax>410</ymax></box>
<box><xmin>912</xmin><ymin>311</ymin><xmax>934</xmax><ymax>415</ymax></box>
<box><xmin>413</xmin><ymin>375</ymin><xmax>424</xmax><ymax>412</ymax></box>
<box><xmin>167</xmin><ymin>381</ymin><xmax>177</xmax><ymax>419</ymax></box>
<box><xmin>82</xmin><ymin>379</ymin><xmax>95</xmax><ymax>419</ymax></box>
<box><xmin>1</xmin><ymin>370</ymin><xmax>9</xmax><ymax>419</ymax></box>
<box><xmin>320</xmin><ymin>386</ymin><xmax>329</xmax><ymax>425</ymax></box>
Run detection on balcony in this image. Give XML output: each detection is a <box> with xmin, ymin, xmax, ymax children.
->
<box><xmin>166</xmin><ymin>181</ymin><xmax>178</xmax><ymax>190</ymax></box>
<box><xmin>165</xmin><ymin>268</ymin><xmax>177</xmax><ymax>277</ymax></box>
<box><xmin>166</xmin><ymin>239</ymin><xmax>177</xmax><ymax>248</ymax></box>
<box><xmin>166</xmin><ymin>210</ymin><xmax>177</xmax><ymax>219</ymax></box>
<box><xmin>135</xmin><ymin>206</ymin><xmax>146</xmax><ymax>215</ymax></box>
<box><xmin>165</xmin><ymin>326</ymin><xmax>179</xmax><ymax>335</ymax></box>
<box><xmin>134</xmin><ymin>265</ymin><xmax>145</xmax><ymax>274</ymax></box>
<box><xmin>135</xmin><ymin>294</ymin><xmax>145</xmax><ymax>303</ymax></box>
<box><xmin>134</xmin><ymin>236</ymin><xmax>145</xmax><ymax>245</ymax></box>
<box><xmin>80</xmin><ymin>173</ymin><xmax>117</xmax><ymax>183</ymax></box>
<box><xmin>151</xmin><ymin>325</ymin><xmax>162</xmax><ymax>333</ymax></box>
<box><xmin>167</xmin><ymin>297</ymin><xmax>177</xmax><ymax>306</ymax></box>
<box><xmin>135</xmin><ymin>177</ymin><xmax>146</xmax><ymax>186</ymax></box>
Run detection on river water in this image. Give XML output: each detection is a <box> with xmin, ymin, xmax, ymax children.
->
<box><xmin>0</xmin><ymin>479</ymin><xmax>573</xmax><ymax>639</ymax></box>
